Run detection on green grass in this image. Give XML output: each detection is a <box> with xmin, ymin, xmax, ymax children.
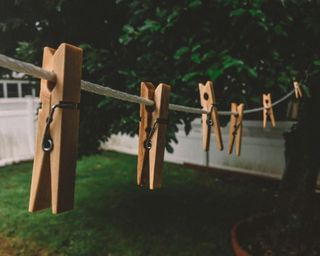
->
<box><xmin>0</xmin><ymin>151</ymin><xmax>276</xmax><ymax>256</ymax></box>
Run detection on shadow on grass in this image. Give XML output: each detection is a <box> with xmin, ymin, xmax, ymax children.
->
<box><xmin>0</xmin><ymin>151</ymin><xmax>277</xmax><ymax>256</ymax></box>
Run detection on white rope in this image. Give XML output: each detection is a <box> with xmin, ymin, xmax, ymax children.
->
<box><xmin>0</xmin><ymin>53</ymin><xmax>295</xmax><ymax>116</ymax></box>
<box><xmin>81</xmin><ymin>80</ymin><xmax>154</xmax><ymax>106</ymax></box>
<box><xmin>243</xmin><ymin>90</ymin><xmax>295</xmax><ymax>114</ymax></box>
<box><xmin>169</xmin><ymin>103</ymin><xmax>207</xmax><ymax>114</ymax></box>
<box><xmin>0</xmin><ymin>54</ymin><xmax>56</xmax><ymax>82</ymax></box>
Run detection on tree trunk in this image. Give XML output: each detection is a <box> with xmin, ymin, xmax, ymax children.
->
<box><xmin>275</xmin><ymin>74</ymin><xmax>320</xmax><ymax>253</ymax></box>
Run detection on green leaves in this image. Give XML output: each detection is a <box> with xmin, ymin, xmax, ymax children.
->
<box><xmin>166</xmin><ymin>8</ymin><xmax>180</xmax><ymax>25</ymax></box>
<box><xmin>229</xmin><ymin>8</ymin><xmax>246</xmax><ymax>17</ymax></box>
<box><xmin>119</xmin><ymin>25</ymin><xmax>137</xmax><ymax>45</ymax></box>
<box><xmin>229</xmin><ymin>5</ymin><xmax>269</xmax><ymax>31</ymax></box>
<box><xmin>139</xmin><ymin>19</ymin><xmax>161</xmax><ymax>33</ymax></box>
<box><xmin>188</xmin><ymin>0</ymin><xmax>202</xmax><ymax>9</ymax></box>
<box><xmin>123</xmin><ymin>24</ymin><xmax>135</xmax><ymax>34</ymax></box>
<box><xmin>15</xmin><ymin>42</ymin><xmax>37</xmax><ymax>63</ymax></box>
<box><xmin>191</xmin><ymin>44</ymin><xmax>201</xmax><ymax>53</ymax></box>
<box><xmin>191</xmin><ymin>53</ymin><xmax>201</xmax><ymax>64</ymax></box>
<box><xmin>222</xmin><ymin>57</ymin><xmax>244</xmax><ymax>69</ymax></box>
<box><xmin>182</xmin><ymin>72</ymin><xmax>200</xmax><ymax>82</ymax></box>
<box><xmin>174</xmin><ymin>47</ymin><xmax>189</xmax><ymax>60</ymax></box>
<box><xmin>245</xmin><ymin>67</ymin><xmax>258</xmax><ymax>78</ymax></box>
<box><xmin>313</xmin><ymin>60</ymin><xmax>320</xmax><ymax>66</ymax></box>
<box><xmin>274</xmin><ymin>24</ymin><xmax>288</xmax><ymax>37</ymax></box>
<box><xmin>207</xmin><ymin>66</ymin><xmax>223</xmax><ymax>81</ymax></box>
<box><xmin>80</xmin><ymin>44</ymin><xmax>109</xmax><ymax>76</ymax></box>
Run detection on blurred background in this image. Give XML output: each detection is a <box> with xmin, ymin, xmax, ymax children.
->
<box><xmin>0</xmin><ymin>1</ymin><xmax>320</xmax><ymax>255</ymax></box>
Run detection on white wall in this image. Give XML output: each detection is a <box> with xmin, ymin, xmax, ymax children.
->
<box><xmin>103</xmin><ymin>119</ymin><xmax>295</xmax><ymax>179</ymax></box>
<box><xmin>0</xmin><ymin>97</ymin><xmax>39</xmax><ymax>166</ymax></box>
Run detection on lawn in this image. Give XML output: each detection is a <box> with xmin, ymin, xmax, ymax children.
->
<box><xmin>0</xmin><ymin>151</ymin><xmax>277</xmax><ymax>256</ymax></box>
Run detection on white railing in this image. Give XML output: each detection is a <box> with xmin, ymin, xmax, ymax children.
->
<box><xmin>0</xmin><ymin>79</ymin><xmax>37</xmax><ymax>98</ymax></box>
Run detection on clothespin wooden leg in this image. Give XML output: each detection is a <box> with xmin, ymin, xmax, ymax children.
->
<box><xmin>263</xmin><ymin>93</ymin><xmax>276</xmax><ymax>128</ymax></box>
<box><xmin>228</xmin><ymin>103</ymin><xmax>244</xmax><ymax>156</ymax></box>
<box><xmin>263</xmin><ymin>109</ymin><xmax>267</xmax><ymax>129</ymax></box>
<box><xmin>29</xmin><ymin>47</ymin><xmax>55</xmax><ymax>212</ymax></box>
<box><xmin>200</xmin><ymin>106</ymin><xmax>210</xmax><ymax>151</ymax></box>
<box><xmin>211</xmin><ymin>106</ymin><xmax>223</xmax><ymax>151</ymax></box>
<box><xmin>29</xmin><ymin>43</ymin><xmax>83</xmax><ymax>214</ymax></box>
<box><xmin>235</xmin><ymin>104</ymin><xmax>244</xmax><ymax>156</ymax></box>
<box><xmin>269</xmin><ymin>110</ymin><xmax>276</xmax><ymax>128</ymax></box>
<box><xmin>149</xmin><ymin>83</ymin><xmax>170</xmax><ymax>190</ymax></box>
<box><xmin>137</xmin><ymin>82</ymin><xmax>155</xmax><ymax>186</ymax></box>
<box><xmin>228</xmin><ymin>103</ymin><xmax>237</xmax><ymax>155</ymax></box>
<box><xmin>199</xmin><ymin>81</ymin><xmax>223</xmax><ymax>151</ymax></box>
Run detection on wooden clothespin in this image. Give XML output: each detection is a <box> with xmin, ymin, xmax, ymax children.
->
<box><xmin>198</xmin><ymin>81</ymin><xmax>223</xmax><ymax>151</ymax></box>
<box><xmin>137</xmin><ymin>82</ymin><xmax>170</xmax><ymax>190</ymax></box>
<box><xmin>29</xmin><ymin>43</ymin><xmax>83</xmax><ymax>214</ymax></box>
<box><xmin>228</xmin><ymin>103</ymin><xmax>244</xmax><ymax>156</ymax></box>
<box><xmin>263</xmin><ymin>93</ymin><xmax>276</xmax><ymax>128</ymax></box>
<box><xmin>293</xmin><ymin>80</ymin><xmax>303</xmax><ymax>99</ymax></box>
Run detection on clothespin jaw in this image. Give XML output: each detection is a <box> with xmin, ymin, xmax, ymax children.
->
<box><xmin>228</xmin><ymin>103</ymin><xmax>244</xmax><ymax>156</ymax></box>
<box><xmin>198</xmin><ymin>81</ymin><xmax>223</xmax><ymax>151</ymax></box>
<box><xmin>293</xmin><ymin>80</ymin><xmax>303</xmax><ymax>99</ymax></box>
<box><xmin>137</xmin><ymin>82</ymin><xmax>170</xmax><ymax>190</ymax></box>
<box><xmin>137</xmin><ymin>82</ymin><xmax>155</xmax><ymax>187</ymax></box>
<box><xmin>263</xmin><ymin>93</ymin><xmax>276</xmax><ymax>128</ymax></box>
<box><xmin>29</xmin><ymin>43</ymin><xmax>83</xmax><ymax>214</ymax></box>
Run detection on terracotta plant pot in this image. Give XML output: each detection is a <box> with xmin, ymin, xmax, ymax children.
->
<box><xmin>231</xmin><ymin>214</ymin><xmax>273</xmax><ymax>256</ymax></box>
<box><xmin>231</xmin><ymin>221</ymin><xmax>250</xmax><ymax>256</ymax></box>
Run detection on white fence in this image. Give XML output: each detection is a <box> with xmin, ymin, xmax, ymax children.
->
<box><xmin>0</xmin><ymin>97</ymin><xmax>39</xmax><ymax>166</ymax></box>
<box><xmin>103</xmin><ymin>119</ymin><xmax>295</xmax><ymax>179</ymax></box>
<box><xmin>0</xmin><ymin>79</ymin><xmax>37</xmax><ymax>98</ymax></box>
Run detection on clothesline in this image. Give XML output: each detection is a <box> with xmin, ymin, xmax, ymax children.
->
<box><xmin>0</xmin><ymin>53</ymin><xmax>295</xmax><ymax>116</ymax></box>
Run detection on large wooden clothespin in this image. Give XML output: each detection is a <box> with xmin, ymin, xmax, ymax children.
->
<box><xmin>263</xmin><ymin>93</ymin><xmax>276</xmax><ymax>128</ymax></box>
<box><xmin>293</xmin><ymin>80</ymin><xmax>303</xmax><ymax>99</ymax></box>
<box><xmin>199</xmin><ymin>81</ymin><xmax>223</xmax><ymax>151</ymax></box>
<box><xmin>29</xmin><ymin>44</ymin><xmax>83</xmax><ymax>214</ymax></box>
<box><xmin>137</xmin><ymin>82</ymin><xmax>170</xmax><ymax>190</ymax></box>
<box><xmin>228</xmin><ymin>103</ymin><xmax>244</xmax><ymax>156</ymax></box>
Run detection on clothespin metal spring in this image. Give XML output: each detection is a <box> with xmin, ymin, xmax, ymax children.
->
<box><xmin>232</xmin><ymin>123</ymin><xmax>241</xmax><ymax>137</ymax></box>
<box><xmin>144</xmin><ymin>118</ymin><xmax>168</xmax><ymax>150</ymax></box>
<box><xmin>42</xmin><ymin>101</ymin><xmax>79</xmax><ymax>152</ymax></box>
<box><xmin>230</xmin><ymin>112</ymin><xmax>241</xmax><ymax>139</ymax></box>
<box><xmin>206</xmin><ymin>105</ymin><xmax>215</xmax><ymax>127</ymax></box>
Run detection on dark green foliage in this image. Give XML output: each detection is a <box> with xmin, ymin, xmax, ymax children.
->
<box><xmin>1</xmin><ymin>0</ymin><xmax>320</xmax><ymax>154</ymax></box>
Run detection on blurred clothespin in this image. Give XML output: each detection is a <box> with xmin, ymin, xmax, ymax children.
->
<box><xmin>137</xmin><ymin>82</ymin><xmax>170</xmax><ymax>190</ymax></box>
<box><xmin>287</xmin><ymin>99</ymin><xmax>300</xmax><ymax>120</ymax></box>
<box><xmin>29</xmin><ymin>44</ymin><xmax>83</xmax><ymax>214</ymax></box>
<box><xmin>293</xmin><ymin>80</ymin><xmax>303</xmax><ymax>99</ymax></box>
<box><xmin>263</xmin><ymin>93</ymin><xmax>276</xmax><ymax>128</ymax></box>
<box><xmin>228</xmin><ymin>103</ymin><xmax>244</xmax><ymax>156</ymax></box>
<box><xmin>199</xmin><ymin>81</ymin><xmax>223</xmax><ymax>152</ymax></box>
